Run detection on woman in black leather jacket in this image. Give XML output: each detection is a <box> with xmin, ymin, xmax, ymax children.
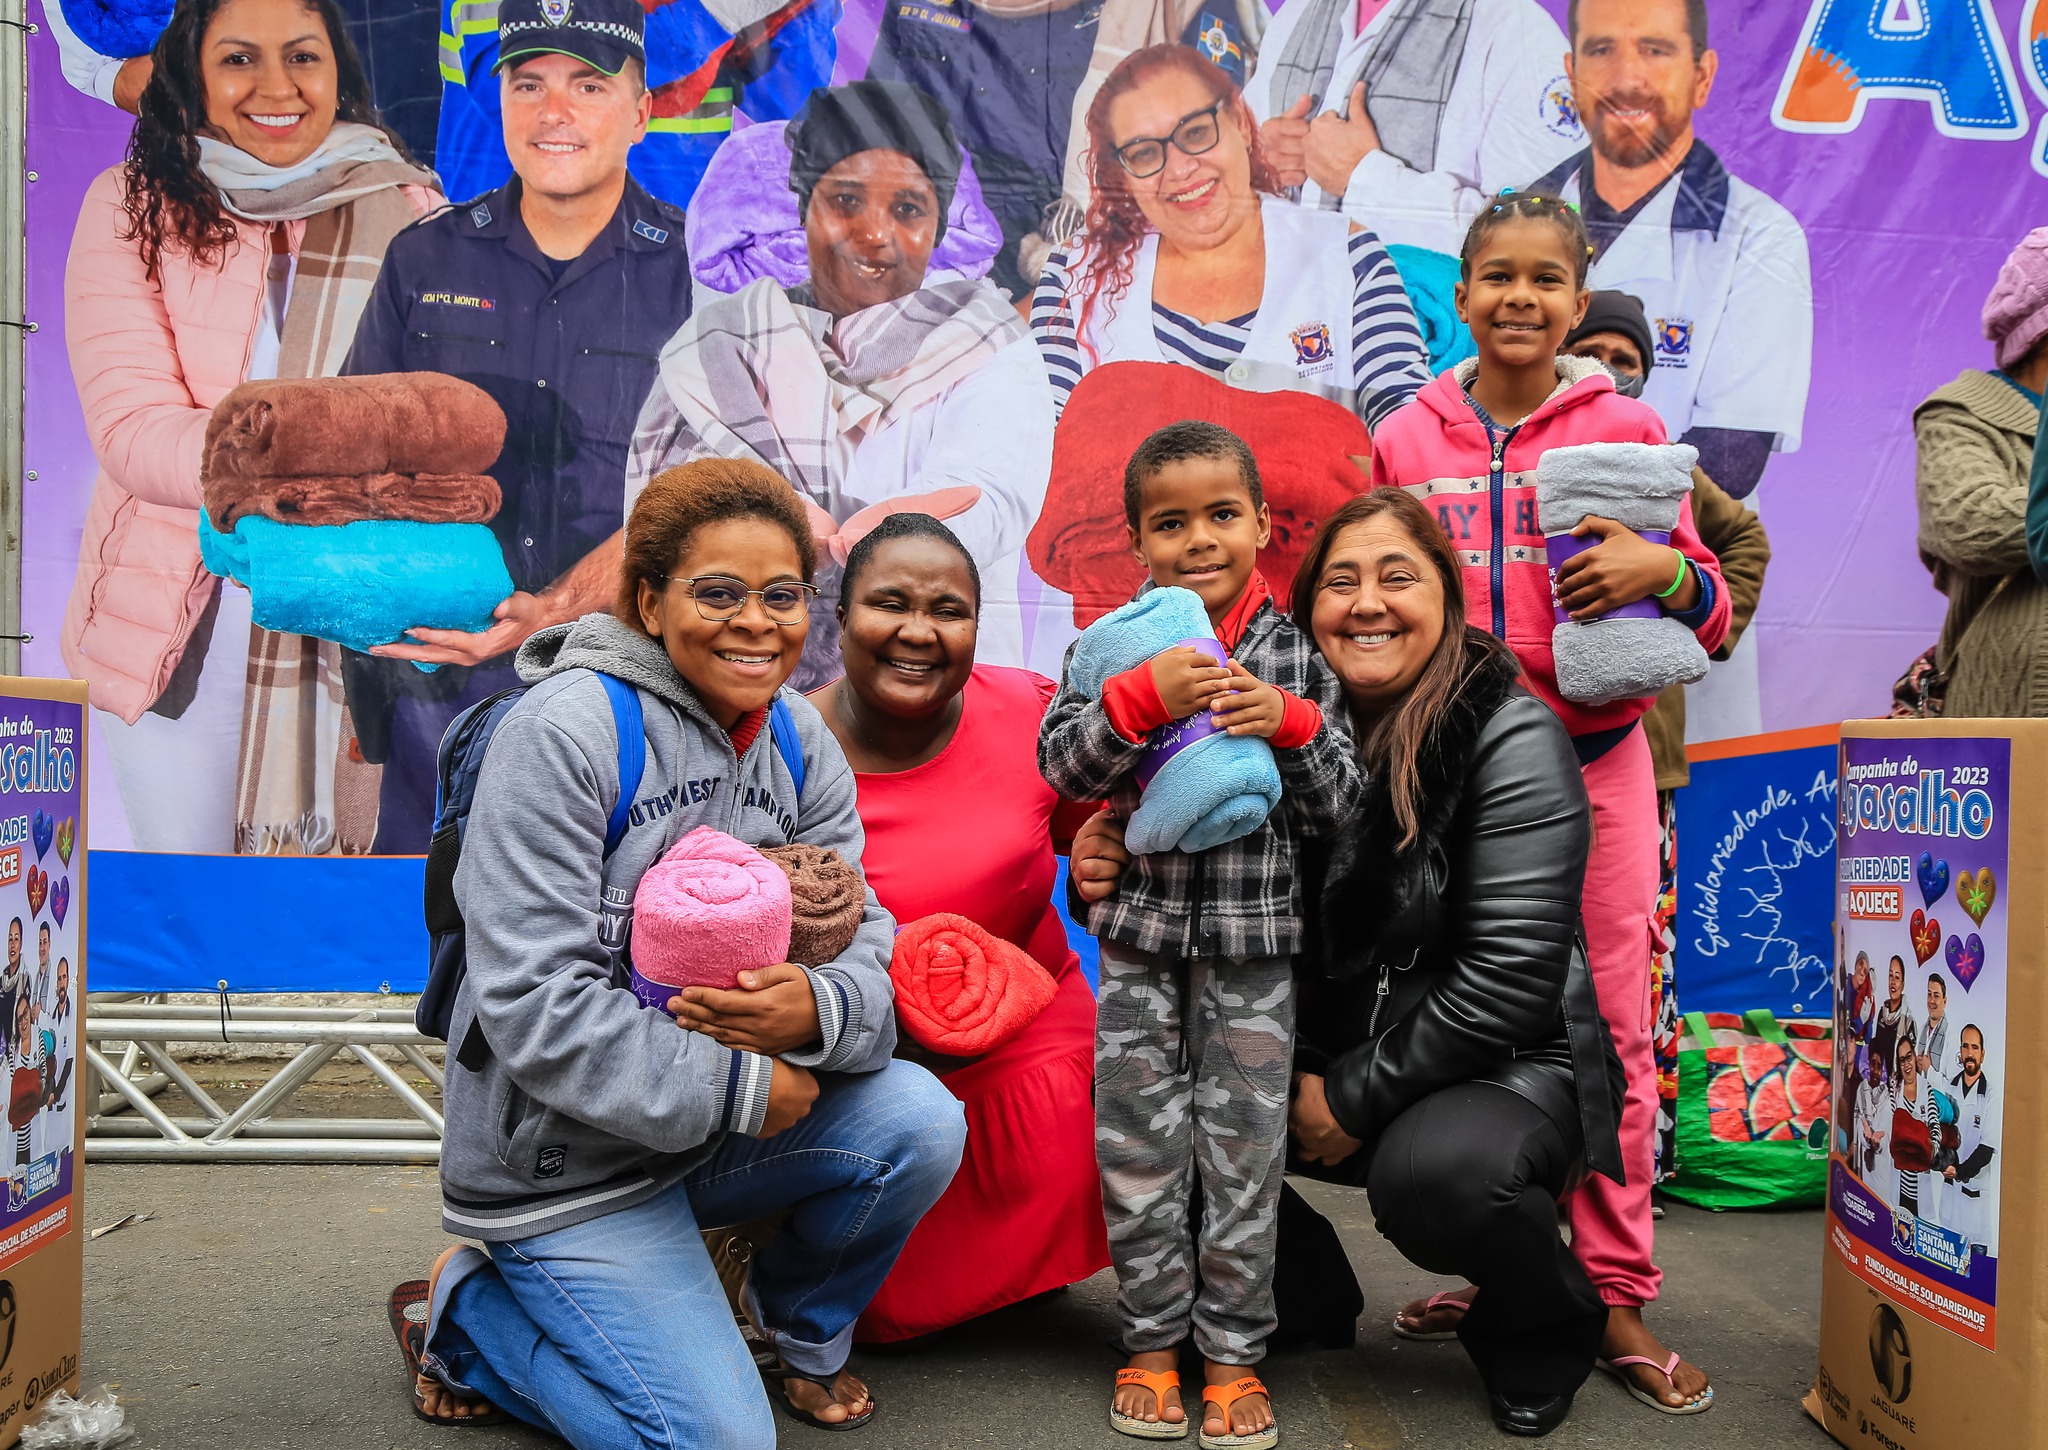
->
<box><xmin>1073</xmin><ymin>488</ymin><xmax>1623</xmax><ymax>1438</ymax></box>
<box><xmin>1285</xmin><ymin>488</ymin><xmax>1624</xmax><ymax>1437</ymax></box>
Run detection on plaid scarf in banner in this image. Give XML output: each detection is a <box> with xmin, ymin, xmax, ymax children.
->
<box><xmin>629</xmin><ymin>277</ymin><xmax>1029</xmax><ymax>517</ymax></box>
<box><xmin>212</xmin><ymin>139</ymin><xmax>438</xmax><ymax>856</ymax></box>
<box><xmin>1263</xmin><ymin>0</ymin><xmax>1473</xmax><ymax>199</ymax></box>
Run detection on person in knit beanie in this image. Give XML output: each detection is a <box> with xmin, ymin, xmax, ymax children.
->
<box><xmin>1907</xmin><ymin>227</ymin><xmax>2048</xmax><ymax>718</ymax></box>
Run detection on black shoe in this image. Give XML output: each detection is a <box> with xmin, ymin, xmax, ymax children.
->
<box><xmin>1488</xmin><ymin>1390</ymin><xmax>1574</xmax><ymax>1437</ymax></box>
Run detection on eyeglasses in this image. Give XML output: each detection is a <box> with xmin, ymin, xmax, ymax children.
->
<box><xmin>1111</xmin><ymin>103</ymin><xmax>1224</xmax><ymax>179</ymax></box>
<box><xmin>665</xmin><ymin>574</ymin><xmax>818</xmax><ymax>625</ymax></box>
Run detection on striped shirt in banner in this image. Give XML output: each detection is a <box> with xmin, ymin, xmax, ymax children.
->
<box><xmin>1031</xmin><ymin>229</ymin><xmax>1429</xmax><ymax>432</ymax></box>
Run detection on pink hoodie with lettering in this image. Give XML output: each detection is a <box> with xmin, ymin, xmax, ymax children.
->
<box><xmin>1370</xmin><ymin>356</ymin><xmax>1731</xmax><ymax>738</ymax></box>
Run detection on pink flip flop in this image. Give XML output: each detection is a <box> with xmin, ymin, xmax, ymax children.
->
<box><xmin>1391</xmin><ymin>1289</ymin><xmax>1472</xmax><ymax>1342</ymax></box>
<box><xmin>1597</xmin><ymin>1351</ymin><xmax>1715</xmax><ymax>1415</ymax></box>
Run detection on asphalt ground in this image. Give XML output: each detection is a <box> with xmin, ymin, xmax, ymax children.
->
<box><xmin>68</xmin><ymin>1156</ymin><xmax>1833</xmax><ymax>1450</ymax></box>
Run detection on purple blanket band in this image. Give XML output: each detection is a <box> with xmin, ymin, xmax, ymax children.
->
<box><xmin>1546</xmin><ymin>529</ymin><xmax>1673</xmax><ymax>624</ymax></box>
<box><xmin>1135</xmin><ymin>637</ymin><xmax>1227</xmax><ymax>789</ymax></box>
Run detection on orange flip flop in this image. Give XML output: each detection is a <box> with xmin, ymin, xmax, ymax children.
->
<box><xmin>1200</xmin><ymin>1376</ymin><xmax>1277</xmax><ymax>1449</ymax></box>
<box><xmin>1111</xmin><ymin>1367</ymin><xmax>1190</xmax><ymax>1440</ymax></box>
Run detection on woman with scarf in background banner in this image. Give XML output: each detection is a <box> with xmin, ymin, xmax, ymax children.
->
<box><xmin>60</xmin><ymin>0</ymin><xmax>439</xmax><ymax>854</ymax></box>
<box><xmin>627</xmin><ymin>79</ymin><xmax>1064</xmax><ymax>690</ymax></box>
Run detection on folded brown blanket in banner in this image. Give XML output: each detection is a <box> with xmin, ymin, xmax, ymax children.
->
<box><xmin>890</xmin><ymin>913</ymin><xmax>1056</xmax><ymax>1058</ymax></box>
<box><xmin>203</xmin><ymin>373</ymin><xmax>507</xmax><ymax>483</ymax></box>
<box><xmin>203</xmin><ymin>470</ymin><xmax>503</xmax><ymax>532</ymax></box>
<box><xmin>761</xmin><ymin>842</ymin><xmax>866</xmax><ymax>967</ymax></box>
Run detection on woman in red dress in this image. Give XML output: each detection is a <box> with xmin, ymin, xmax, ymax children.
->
<box><xmin>811</xmin><ymin>512</ymin><xmax>1109</xmax><ymax>1340</ymax></box>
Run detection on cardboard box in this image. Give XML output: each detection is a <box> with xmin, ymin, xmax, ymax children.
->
<box><xmin>0</xmin><ymin>679</ymin><xmax>87</xmax><ymax>1444</ymax></box>
<box><xmin>1810</xmin><ymin>719</ymin><xmax>2045</xmax><ymax>1448</ymax></box>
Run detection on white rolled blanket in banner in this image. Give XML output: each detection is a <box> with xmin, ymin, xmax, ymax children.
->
<box><xmin>1536</xmin><ymin>441</ymin><xmax>1710</xmax><ymax>706</ymax></box>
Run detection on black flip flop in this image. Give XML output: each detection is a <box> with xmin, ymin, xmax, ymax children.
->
<box><xmin>388</xmin><ymin>1278</ymin><xmax>505</xmax><ymax>1428</ymax></box>
<box><xmin>759</xmin><ymin>1363</ymin><xmax>877</xmax><ymax>1433</ymax></box>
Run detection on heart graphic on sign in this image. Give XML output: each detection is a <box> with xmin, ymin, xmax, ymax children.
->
<box><xmin>1909</xmin><ymin>910</ymin><xmax>1939</xmax><ymax>966</ymax></box>
<box><xmin>30</xmin><ymin>810</ymin><xmax>52</xmax><ymax>862</ymax></box>
<box><xmin>51</xmin><ymin>875</ymin><xmax>69</xmax><ymax>929</ymax></box>
<box><xmin>56</xmin><ymin>817</ymin><xmax>74</xmax><ymax>867</ymax></box>
<box><xmin>25</xmin><ymin>865</ymin><xmax>47</xmax><ymax>918</ymax></box>
<box><xmin>1916</xmin><ymin>852</ymin><xmax>1949</xmax><ymax>908</ymax></box>
<box><xmin>1957</xmin><ymin>867</ymin><xmax>1996</xmax><ymax>926</ymax></box>
<box><xmin>1945</xmin><ymin>933</ymin><xmax>1986</xmax><ymax>992</ymax></box>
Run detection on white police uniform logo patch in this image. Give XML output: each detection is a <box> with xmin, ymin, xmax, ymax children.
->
<box><xmin>541</xmin><ymin>0</ymin><xmax>572</xmax><ymax>24</ymax></box>
<box><xmin>633</xmin><ymin>219</ymin><xmax>670</xmax><ymax>244</ymax></box>
<box><xmin>1539</xmin><ymin>75</ymin><xmax>1582</xmax><ymax>140</ymax></box>
<box><xmin>470</xmin><ymin>202</ymin><xmax>492</xmax><ymax>228</ymax></box>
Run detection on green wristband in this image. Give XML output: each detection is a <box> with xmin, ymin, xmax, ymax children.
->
<box><xmin>1653</xmin><ymin>549</ymin><xmax>1689</xmax><ymax>599</ymax></box>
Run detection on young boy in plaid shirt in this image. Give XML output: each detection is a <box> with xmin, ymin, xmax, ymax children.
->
<box><xmin>1039</xmin><ymin>421</ymin><xmax>1362</xmax><ymax>1448</ymax></box>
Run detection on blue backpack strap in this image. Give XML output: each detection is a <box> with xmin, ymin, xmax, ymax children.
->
<box><xmin>598</xmin><ymin>673</ymin><xmax>645</xmax><ymax>858</ymax></box>
<box><xmin>769</xmin><ymin>695</ymin><xmax>805</xmax><ymax>801</ymax></box>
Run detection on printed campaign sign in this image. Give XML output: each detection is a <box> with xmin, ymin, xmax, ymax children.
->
<box><xmin>1675</xmin><ymin>725</ymin><xmax>1840</xmax><ymax>1018</ymax></box>
<box><xmin>0</xmin><ymin>692</ymin><xmax>83</xmax><ymax>1275</ymax></box>
<box><xmin>1830</xmin><ymin>735</ymin><xmax>2008</xmax><ymax>1348</ymax></box>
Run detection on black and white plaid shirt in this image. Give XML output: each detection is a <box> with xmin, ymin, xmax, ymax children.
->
<box><xmin>1039</xmin><ymin>598</ymin><xmax>1363</xmax><ymax>961</ymax></box>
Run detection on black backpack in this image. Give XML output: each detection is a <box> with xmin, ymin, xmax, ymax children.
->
<box><xmin>417</xmin><ymin>673</ymin><xmax>805</xmax><ymax>1063</ymax></box>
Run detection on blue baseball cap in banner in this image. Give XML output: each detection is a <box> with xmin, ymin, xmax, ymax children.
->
<box><xmin>495</xmin><ymin>0</ymin><xmax>646</xmax><ymax>77</ymax></box>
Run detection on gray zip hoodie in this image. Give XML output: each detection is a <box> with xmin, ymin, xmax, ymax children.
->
<box><xmin>441</xmin><ymin>612</ymin><xmax>898</xmax><ymax>1242</ymax></box>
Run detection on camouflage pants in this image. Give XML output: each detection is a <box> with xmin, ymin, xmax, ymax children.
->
<box><xmin>1095</xmin><ymin>943</ymin><xmax>1294</xmax><ymax>1364</ymax></box>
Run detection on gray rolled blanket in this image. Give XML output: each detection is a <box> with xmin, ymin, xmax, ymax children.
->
<box><xmin>1536</xmin><ymin>441</ymin><xmax>1709</xmax><ymax>706</ymax></box>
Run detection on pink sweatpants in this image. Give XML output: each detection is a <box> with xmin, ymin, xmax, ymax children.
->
<box><xmin>1566</xmin><ymin>727</ymin><xmax>1662</xmax><ymax>1307</ymax></box>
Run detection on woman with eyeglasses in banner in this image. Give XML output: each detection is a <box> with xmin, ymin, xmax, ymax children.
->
<box><xmin>629</xmin><ymin>79</ymin><xmax>1068</xmax><ymax>692</ymax></box>
<box><xmin>1026</xmin><ymin>46</ymin><xmax>1430</xmax><ymax>624</ymax></box>
<box><xmin>60</xmin><ymin>0</ymin><xmax>439</xmax><ymax>854</ymax></box>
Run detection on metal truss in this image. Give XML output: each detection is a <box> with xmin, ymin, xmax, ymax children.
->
<box><xmin>85</xmin><ymin>998</ymin><xmax>443</xmax><ymax>1162</ymax></box>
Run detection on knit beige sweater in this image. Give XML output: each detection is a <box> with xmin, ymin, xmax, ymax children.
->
<box><xmin>1914</xmin><ymin>369</ymin><xmax>2048</xmax><ymax>718</ymax></box>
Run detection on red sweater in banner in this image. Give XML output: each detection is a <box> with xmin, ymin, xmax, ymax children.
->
<box><xmin>846</xmin><ymin>665</ymin><xmax>1109</xmax><ymax>1341</ymax></box>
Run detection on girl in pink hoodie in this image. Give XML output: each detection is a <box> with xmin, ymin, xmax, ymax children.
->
<box><xmin>1369</xmin><ymin>193</ymin><xmax>1727</xmax><ymax>1417</ymax></box>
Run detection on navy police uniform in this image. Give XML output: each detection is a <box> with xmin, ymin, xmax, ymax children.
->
<box><xmin>340</xmin><ymin>176</ymin><xmax>692</xmax><ymax>851</ymax></box>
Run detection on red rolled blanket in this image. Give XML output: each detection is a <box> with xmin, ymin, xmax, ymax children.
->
<box><xmin>890</xmin><ymin>913</ymin><xmax>1057</xmax><ymax>1058</ymax></box>
<box><xmin>202</xmin><ymin>470</ymin><xmax>503</xmax><ymax>532</ymax></box>
<box><xmin>202</xmin><ymin>373</ymin><xmax>507</xmax><ymax>483</ymax></box>
<box><xmin>1026</xmin><ymin>360</ymin><xmax>1372</xmax><ymax>626</ymax></box>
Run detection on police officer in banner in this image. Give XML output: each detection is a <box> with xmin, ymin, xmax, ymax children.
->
<box><xmin>1528</xmin><ymin>0</ymin><xmax>1810</xmax><ymax>500</ymax></box>
<box><xmin>342</xmin><ymin>0</ymin><xmax>693</xmax><ymax>853</ymax></box>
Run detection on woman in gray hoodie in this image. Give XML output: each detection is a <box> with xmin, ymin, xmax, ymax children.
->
<box><xmin>400</xmin><ymin>458</ymin><xmax>967</xmax><ymax>1442</ymax></box>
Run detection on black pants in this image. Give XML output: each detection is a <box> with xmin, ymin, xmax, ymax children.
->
<box><xmin>1287</xmin><ymin>1082</ymin><xmax>1607</xmax><ymax>1399</ymax></box>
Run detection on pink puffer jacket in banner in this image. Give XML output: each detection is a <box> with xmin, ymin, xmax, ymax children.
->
<box><xmin>59</xmin><ymin>167</ymin><xmax>437</xmax><ymax>723</ymax></box>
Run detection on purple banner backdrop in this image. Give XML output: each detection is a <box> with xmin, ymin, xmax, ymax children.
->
<box><xmin>22</xmin><ymin>0</ymin><xmax>2048</xmax><ymax>850</ymax></box>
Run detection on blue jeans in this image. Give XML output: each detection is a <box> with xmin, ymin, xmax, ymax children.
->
<box><xmin>423</xmin><ymin>1060</ymin><xmax>966</xmax><ymax>1450</ymax></box>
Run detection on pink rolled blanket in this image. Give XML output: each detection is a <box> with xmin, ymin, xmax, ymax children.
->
<box><xmin>629</xmin><ymin>827</ymin><xmax>792</xmax><ymax>1007</ymax></box>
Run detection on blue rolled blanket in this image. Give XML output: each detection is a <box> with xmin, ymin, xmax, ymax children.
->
<box><xmin>1068</xmin><ymin>587</ymin><xmax>1281</xmax><ymax>855</ymax></box>
<box><xmin>199</xmin><ymin>514</ymin><xmax>513</xmax><ymax>669</ymax></box>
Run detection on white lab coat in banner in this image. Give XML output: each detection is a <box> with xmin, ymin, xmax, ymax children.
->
<box><xmin>1244</xmin><ymin>0</ymin><xmax>1580</xmax><ymax>257</ymax></box>
<box><xmin>1942</xmin><ymin>1071</ymin><xmax>1999</xmax><ymax>1255</ymax></box>
<box><xmin>1531</xmin><ymin>144</ymin><xmax>1813</xmax><ymax>452</ymax></box>
<box><xmin>1079</xmin><ymin>199</ymin><xmax>1364</xmax><ymax>413</ymax></box>
<box><xmin>1856</xmin><ymin>1076</ymin><xmax>1894</xmax><ymax>1207</ymax></box>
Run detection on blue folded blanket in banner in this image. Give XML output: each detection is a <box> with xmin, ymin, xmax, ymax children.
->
<box><xmin>1068</xmin><ymin>587</ymin><xmax>1281</xmax><ymax>856</ymax></box>
<box><xmin>199</xmin><ymin>513</ymin><xmax>513</xmax><ymax>670</ymax></box>
<box><xmin>57</xmin><ymin>0</ymin><xmax>173</xmax><ymax>58</ymax></box>
<box><xmin>1387</xmin><ymin>244</ymin><xmax>1477</xmax><ymax>376</ymax></box>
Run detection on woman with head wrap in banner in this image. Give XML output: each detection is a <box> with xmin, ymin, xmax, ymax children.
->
<box><xmin>628</xmin><ymin>79</ymin><xmax>1069</xmax><ymax>691</ymax></box>
<box><xmin>59</xmin><ymin>0</ymin><xmax>439</xmax><ymax>853</ymax></box>
<box><xmin>1025</xmin><ymin>45</ymin><xmax>1432</xmax><ymax>625</ymax></box>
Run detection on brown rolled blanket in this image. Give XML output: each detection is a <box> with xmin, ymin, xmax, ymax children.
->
<box><xmin>203</xmin><ymin>471</ymin><xmax>503</xmax><ymax>532</ymax></box>
<box><xmin>760</xmin><ymin>843</ymin><xmax>866</xmax><ymax>967</ymax></box>
<box><xmin>202</xmin><ymin>373</ymin><xmax>507</xmax><ymax>484</ymax></box>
